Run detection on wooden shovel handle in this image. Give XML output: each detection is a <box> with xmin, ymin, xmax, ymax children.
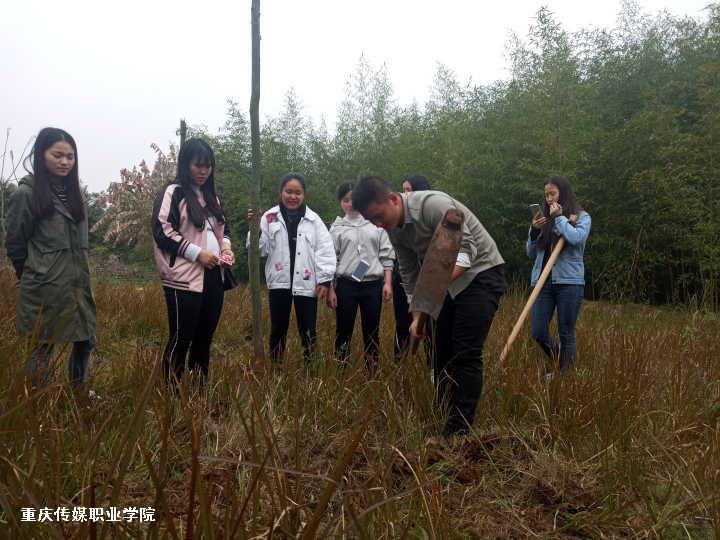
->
<box><xmin>499</xmin><ymin>237</ymin><xmax>566</xmax><ymax>363</ymax></box>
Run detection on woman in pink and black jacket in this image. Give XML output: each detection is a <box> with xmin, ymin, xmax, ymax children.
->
<box><xmin>152</xmin><ymin>138</ymin><xmax>234</xmax><ymax>383</ymax></box>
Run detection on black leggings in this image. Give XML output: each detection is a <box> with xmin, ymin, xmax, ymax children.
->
<box><xmin>268</xmin><ymin>289</ymin><xmax>318</xmax><ymax>363</ymax></box>
<box><xmin>163</xmin><ymin>266</ymin><xmax>224</xmax><ymax>382</ymax></box>
<box><xmin>334</xmin><ymin>278</ymin><xmax>383</xmax><ymax>366</ymax></box>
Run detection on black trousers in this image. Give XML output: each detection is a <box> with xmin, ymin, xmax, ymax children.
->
<box><xmin>268</xmin><ymin>289</ymin><xmax>317</xmax><ymax>363</ymax></box>
<box><xmin>163</xmin><ymin>266</ymin><xmax>224</xmax><ymax>382</ymax></box>
<box><xmin>335</xmin><ymin>278</ymin><xmax>383</xmax><ymax>366</ymax></box>
<box><xmin>392</xmin><ymin>268</ymin><xmax>412</xmax><ymax>360</ymax></box>
<box><xmin>429</xmin><ymin>265</ymin><xmax>505</xmax><ymax>436</ymax></box>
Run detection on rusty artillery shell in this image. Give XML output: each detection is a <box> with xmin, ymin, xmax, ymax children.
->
<box><xmin>409</xmin><ymin>208</ymin><xmax>464</xmax><ymax>320</ymax></box>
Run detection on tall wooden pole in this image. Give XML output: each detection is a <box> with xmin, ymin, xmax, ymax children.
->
<box><xmin>179</xmin><ymin>119</ymin><xmax>187</xmax><ymax>149</ymax></box>
<box><xmin>249</xmin><ymin>0</ymin><xmax>266</xmax><ymax>365</ymax></box>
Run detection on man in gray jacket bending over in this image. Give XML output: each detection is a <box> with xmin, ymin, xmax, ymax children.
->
<box><xmin>352</xmin><ymin>176</ymin><xmax>505</xmax><ymax>438</ymax></box>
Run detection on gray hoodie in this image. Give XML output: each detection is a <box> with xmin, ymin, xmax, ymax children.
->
<box><xmin>330</xmin><ymin>213</ymin><xmax>395</xmax><ymax>281</ymax></box>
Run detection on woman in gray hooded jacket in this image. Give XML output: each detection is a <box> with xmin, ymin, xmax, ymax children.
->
<box><xmin>327</xmin><ymin>181</ymin><xmax>395</xmax><ymax>368</ymax></box>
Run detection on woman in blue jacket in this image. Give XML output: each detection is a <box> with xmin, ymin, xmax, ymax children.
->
<box><xmin>527</xmin><ymin>176</ymin><xmax>591</xmax><ymax>371</ymax></box>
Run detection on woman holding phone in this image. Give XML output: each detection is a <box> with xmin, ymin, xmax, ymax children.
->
<box><xmin>527</xmin><ymin>175</ymin><xmax>591</xmax><ymax>371</ymax></box>
<box><xmin>327</xmin><ymin>181</ymin><xmax>394</xmax><ymax>368</ymax></box>
<box><xmin>152</xmin><ymin>138</ymin><xmax>234</xmax><ymax>383</ymax></box>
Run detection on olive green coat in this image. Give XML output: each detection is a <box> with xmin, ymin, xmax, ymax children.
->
<box><xmin>5</xmin><ymin>175</ymin><xmax>96</xmax><ymax>343</ymax></box>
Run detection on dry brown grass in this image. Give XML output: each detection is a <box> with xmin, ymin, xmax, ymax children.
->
<box><xmin>0</xmin><ymin>267</ymin><xmax>718</xmax><ymax>538</ymax></box>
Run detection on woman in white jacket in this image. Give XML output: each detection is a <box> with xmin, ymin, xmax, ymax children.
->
<box><xmin>248</xmin><ymin>173</ymin><xmax>335</xmax><ymax>363</ymax></box>
<box><xmin>327</xmin><ymin>181</ymin><xmax>394</xmax><ymax>369</ymax></box>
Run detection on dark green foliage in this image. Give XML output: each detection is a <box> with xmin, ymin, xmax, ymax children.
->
<box><xmin>106</xmin><ymin>3</ymin><xmax>720</xmax><ymax>308</ymax></box>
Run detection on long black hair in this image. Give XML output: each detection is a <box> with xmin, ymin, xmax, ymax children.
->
<box><xmin>24</xmin><ymin>127</ymin><xmax>84</xmax><ymax>221</ymax></box>
<box><xmin>538</xmin><ymin>175</ymin><xmax>582</xmax><ymax>250</ymax></box>
<box><xmin>176</xmin><ymin>138</ymin><xmax>224</xmax><ymax>229</ymax></box>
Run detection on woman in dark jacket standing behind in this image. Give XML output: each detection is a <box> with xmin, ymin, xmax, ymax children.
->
<box><xmin>393</xmin><ymin>175</ymin><xmax>431</xmax><ymax>359</ymax></box>
<box><xmin>6</xmin><ymin>127</ymin><xmax>97</xmax><ymax>388</ymax></box>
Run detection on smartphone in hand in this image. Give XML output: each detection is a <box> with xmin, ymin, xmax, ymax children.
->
<box><xmin>528</xmin><ymin>203</ymin><xmax>542</xmax><ymax>218</ymax></box>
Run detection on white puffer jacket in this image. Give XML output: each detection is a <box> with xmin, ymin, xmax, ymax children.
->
<box><xmin>247</xmin><ymin>205</ymin><xmax>336</xmax><ymax>297</ymax></box>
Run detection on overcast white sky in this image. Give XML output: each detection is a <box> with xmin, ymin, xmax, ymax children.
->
<box><xmin>0</xmin><ymin>0</ymin><xmax>711</xmax><ymax>192</ymax></box>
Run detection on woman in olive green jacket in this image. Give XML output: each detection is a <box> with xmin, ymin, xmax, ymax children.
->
<box><xmin>5</xmin><ymin>127</ymin><xmax>96</xmax><ymax>387</ymax></box>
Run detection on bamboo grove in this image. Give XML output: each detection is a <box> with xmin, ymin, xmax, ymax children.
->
<box><xmin>81</xmin><ymin>4</ymin><xmax>720</xmax><ymax>309</ymax></box>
